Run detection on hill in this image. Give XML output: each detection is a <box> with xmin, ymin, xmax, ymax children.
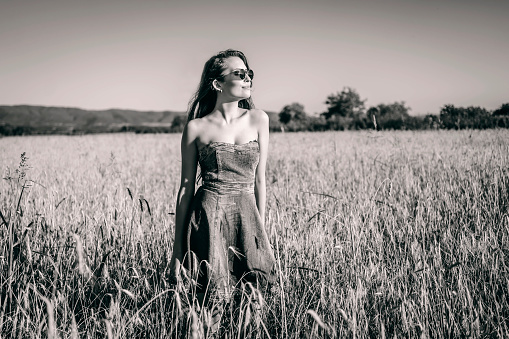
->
<box><xmin>0</xmin><ymin>105</ymin><xmax>282</xmax><ymax>135</ymax></box>
<box><xmin>0</xmin><ymin>105</ymin><xmax>186</xmax><ymax>135</ymax></box>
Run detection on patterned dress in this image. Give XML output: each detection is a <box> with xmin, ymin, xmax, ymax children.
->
<box><xmin>184</xmin><ymin>140</ymin><xmax>276</xmax><ymax>297</ymax></box>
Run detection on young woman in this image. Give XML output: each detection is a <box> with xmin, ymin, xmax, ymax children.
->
<box><xmin>169</xmin><ymin>49</ymin><xmax>276</xmax><ymax>302</ymax></box>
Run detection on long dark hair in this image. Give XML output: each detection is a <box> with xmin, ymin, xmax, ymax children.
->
<box><xmin>187</xmin><ymin>49</ymin><xmax>255</xmax><ymax>122</ymax></box>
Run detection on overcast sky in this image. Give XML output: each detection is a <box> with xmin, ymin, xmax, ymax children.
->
<box><xmin>0</xmin><ymin>0</ymin><xmax>507</xmax><ymax>115</ymax></box>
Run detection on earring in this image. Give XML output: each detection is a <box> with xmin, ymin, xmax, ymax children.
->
<box><xmin>218</xmin><ymin>89</ymin><xmax>222</xmax><ymax>93</ymax></box>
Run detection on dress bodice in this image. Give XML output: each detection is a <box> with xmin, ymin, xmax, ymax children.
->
<box><xmin>198</xmin><ymin>140</ymin><xmax>259</xmax><ymax>194</ymax></box>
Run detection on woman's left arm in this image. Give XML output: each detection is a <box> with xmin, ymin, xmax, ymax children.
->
<box><xmin>254</xmin><ymin>109</ymin><xmax>270</xmax><ymax>225</ymax></box>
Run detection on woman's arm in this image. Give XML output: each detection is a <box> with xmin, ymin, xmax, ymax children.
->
<box><xmin>170</xmin><ymin>120</ymin><xmax>199</xmax><ymax>278</ymax></box>
<box><xmin>254</xmin><ymin>110</ymin><xmax>270</xmax><ymax>225</ymax></box>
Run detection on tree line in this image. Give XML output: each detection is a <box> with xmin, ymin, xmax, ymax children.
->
<box><xmin>1</xmin><ymin>90</ymin><xmax>508</xmax><ymax>136</ymax></box>
<box><xmin>272</xmin><ymin>87</ymin><xmax>509</xmax><ymax>132</ymax></box>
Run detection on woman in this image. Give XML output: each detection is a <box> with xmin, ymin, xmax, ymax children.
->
<box><xmin>169</xmin><ymin>49</ymin><xmax>276</xmax><ymax>303</ymax></box>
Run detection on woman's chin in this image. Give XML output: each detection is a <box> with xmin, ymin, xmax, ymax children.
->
<box><xmin>236</xmin><ymin>93</ymin><xmax>251</xmax><ymax>100</ymax></box>
<box><xmin>241</xmin><ymin>88</ymin><xmax>253</xmax><ymax>97</ymax></box>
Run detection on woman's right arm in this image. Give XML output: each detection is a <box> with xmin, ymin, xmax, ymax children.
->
<box><xmin>170</xmin><ymin>120</ymin><xmax>199</xmax><ymax>279</ymax></box>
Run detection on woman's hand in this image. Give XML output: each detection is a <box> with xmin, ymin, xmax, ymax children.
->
<box><xmin>168</xmin><ymin>256</ymin><xmax>181</xmax><ymax>283</ymax></box>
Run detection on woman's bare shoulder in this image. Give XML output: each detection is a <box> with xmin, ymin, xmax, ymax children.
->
<box><xmin>248</xmin><ymin>109</ymin><xmax>269</xmax><ymax>126</ymax></box>
<box><xmin>183</xmin><ymin>118</ymin><xmax>205</xmax><ymax>142</ymax></box>
<box><xmin>184</xmin><ymin>116</ymin><xmax>218</xmax><ymax>144</ymax></box>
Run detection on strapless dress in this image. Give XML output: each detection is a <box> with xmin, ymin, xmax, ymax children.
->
<box><xmin>183</xmin><ymin>140</ymin><xmax>276</xmax><ymax>297</ymax></box>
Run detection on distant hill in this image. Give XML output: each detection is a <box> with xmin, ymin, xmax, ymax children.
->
<box><xmin>0</xmin><ymin>105</ymin><xmax>282</xmax><ymax>135</ymax></box>
<box><xmin>0</xmin><ymin>105</ymin><xmax>186</xmax><ymax>135</ymax></box>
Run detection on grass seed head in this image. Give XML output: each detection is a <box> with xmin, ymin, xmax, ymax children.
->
<box><xmin>73</xmin><ymin>234</ymin><xmax>92</xmax><ymax>280</ymax></box>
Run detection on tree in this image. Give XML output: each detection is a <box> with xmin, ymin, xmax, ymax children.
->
<box><xmin>171</xmin><ymin>114</ymin><xmax>186</xmax><ymax>132</ymax></box>
<box><xmin>377</xmin><ymin>102</ymin><xmax>410</xmax><ymax>119</ymax></box>
<box><xmin>366</xmin><ymin>101</ymin><xmax>411</xmax><ymax>130</ymax></box>
<box><xmin>440</xmin><ymin>104</ymin><xmax>461</xmax><ymax>129</ymax></box>
<box><xmin>279</xmin><ymin>103</ymin><xmax>307</xmax><ymax>124</ymax></box>
<box><xmin>493</xmin><ymin>103</ymin><xmax>509</xmax><ymax>116</ymax></box>
<box><xmin>424</xmin><ymin>114</ymin><xmax>440</xmax><ymax>129</ymax></box>
<box><xmin>322</xmin><ymin>87</ymin><xmax>366</xmax><ymax>119</ymax></box>
<box><xmin>440</xmin><ymin>105</ymin><xmax>490</xmax><ymax>129</ymax></box>
<box><xmin>366</xmin><ymin>107</ymin><xmax>380</xmax><ymax>129</ymax></box>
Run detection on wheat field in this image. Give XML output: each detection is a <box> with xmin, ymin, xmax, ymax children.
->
<box><xmin>1</xmin><ymin>130</ymin><xmax>508</xmax><ymax>338</ymax></box>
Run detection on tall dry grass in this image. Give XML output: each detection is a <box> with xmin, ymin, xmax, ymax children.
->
<box><xmin>0</xmin><ymin>130</ymin><xmax>508</xmax><ymax>338</ymax></box>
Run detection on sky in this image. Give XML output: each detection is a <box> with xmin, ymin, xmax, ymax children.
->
<box><xmin>0</xmin><ymin>0</ymin><xmax>507</xmax><ymax>116</ymax></box>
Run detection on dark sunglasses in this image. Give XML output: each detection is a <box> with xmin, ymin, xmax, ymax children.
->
<box><xmin>221</xmin><ymin>69</ymin><xmax>254</xmax><ymax>81</ymax></box>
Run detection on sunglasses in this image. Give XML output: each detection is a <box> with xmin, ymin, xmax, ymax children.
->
<box><xmin>220</xmin><ymin>69</ymin><xmax>254</xmax><ymax>81</ymax></box>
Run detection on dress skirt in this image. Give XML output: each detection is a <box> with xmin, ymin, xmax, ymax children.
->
<box><xmin>184</xmin><ymin>186</ymin><xmax>276</xmax><ymax>297</ymax></box>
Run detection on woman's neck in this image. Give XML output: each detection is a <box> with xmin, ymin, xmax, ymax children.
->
<box><xmin>213</xmin><ymin>100</ymin><xmax>241</xmax><ymax>124</ymax></box>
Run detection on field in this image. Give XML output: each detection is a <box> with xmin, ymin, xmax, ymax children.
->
<box><xmin>1</xmin><ymin>130</ymin><xmax>508</xmax><ymax>338</ymax></box>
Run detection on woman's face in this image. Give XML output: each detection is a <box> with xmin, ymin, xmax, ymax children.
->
<box><xmin>217</xmin><ymin>56</ymin><xmax>252</xmax><ymax>100</ymax></box>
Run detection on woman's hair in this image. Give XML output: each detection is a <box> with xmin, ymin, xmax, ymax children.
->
<box><xmin>187</xmin><ymin>49</ymin><xmax>255</xmax><ymax>122</ymax></box>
